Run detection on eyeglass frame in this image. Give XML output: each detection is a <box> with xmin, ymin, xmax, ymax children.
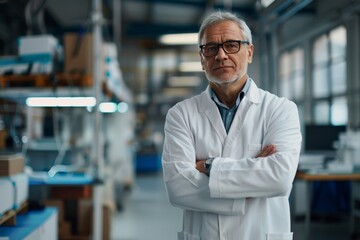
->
<box><xmin>199</xmin><ymin>40</ymin><xmax>250</xmax><ymax>57</ymax></box>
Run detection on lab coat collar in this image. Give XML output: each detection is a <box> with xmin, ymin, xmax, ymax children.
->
<box><xmin>200</xmin><ymin>78</ymin><xmax>261</xmax><ymax>113</ymax></box>
<box><xmin>246</xmin><ymin>78</ymin><xmax>261</xmax><ymax>104</ymax></box>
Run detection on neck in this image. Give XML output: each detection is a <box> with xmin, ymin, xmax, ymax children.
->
<box><xmin>210</xmin><ymin>76</ymin><xmax>247</xmax><ymax>107</ymax></box>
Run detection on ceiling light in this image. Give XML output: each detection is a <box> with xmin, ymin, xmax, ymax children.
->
<box><xmin>117</xmin><ymin>102</ymin><xmax>129</xmax><ymax>113</ymax></box>
<box><xmin>261</xmin><ymin>0</ymin><xmax>275</xmax><ymax>7</ymax></box>
<box><xmin>179</xmin><ymin>61</ymin><xmax>203</xmax><ymax>72</ymax></box>
<box><xmin>99</xmin><ymin>102</ymin><xmax>117</xmax><ymax>113</ymax></box>
<box><xmin>162</xmin><ymin>87</ymin><xmax>192</xmax><ymax>96</ymax></box>
<box><xmin>159</xmin><ymin>33</ymin><xmax>198</xmax><ymax>45</ymax></box>
<box><xmin>99</xmin><ymin>102</ymin><xmax>129</xmax><ymax>113</ymax></box>
<box><xmin>168</xmin><ymin>76</ymin><xmax>202</xmax><ymax>87</ymax></box>
<box><xmin>26</xmin><ymin>97</ymin><xmax>96</xmax><ymax>107</ymax></box>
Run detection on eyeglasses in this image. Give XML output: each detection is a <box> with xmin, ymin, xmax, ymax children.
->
<box><xmin>199</xmin><ymin>40</ymin><xmax>250</xmax><ymax>57</ymax></box>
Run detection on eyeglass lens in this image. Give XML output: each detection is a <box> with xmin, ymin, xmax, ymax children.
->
<box><xmin>202</xmin><ymin>41</ymin><xmax>240</xmax><ymax>56</ymax></box>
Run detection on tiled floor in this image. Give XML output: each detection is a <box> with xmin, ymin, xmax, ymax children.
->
<box><xmin>111</xmin><ymin>172</ymin><xmax>182</xmax><ymax>240</ymax></box>
<box><xmin>111</xmin><ymin>172</ymin><xmax>357</xmax><ymax>240</ymax></box>
<box><xmin>292</xmin><ymin>217</ymin><xmax>353</xmax><ymax>240</ymax></box>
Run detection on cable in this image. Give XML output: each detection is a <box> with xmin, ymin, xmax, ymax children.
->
<box><xmin>53</xmin><ymin>139</ymin><xmax>67</xmax><ymax>166</ymax></box>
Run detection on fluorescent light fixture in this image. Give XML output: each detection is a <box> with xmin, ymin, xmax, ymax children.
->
<box><xmin>162</xmin><ymin>87</ymin><xmax>191</xmax><ymax>96</ymax></box>
<box><xmin>179</xmin><ymin>61</ymin><xmax>203</xmax><ymax>72</ymax></box>
<box><xmin>99</xmin><ymin>102</ymin><xmax>117</xmax><ymax>113</ymax></box>
<box><xmin>26</xmin><ymin>97</ymin><xmax>96</xmax><ymax>107</ymax></box>
<box><xmin>136</xmin><ymin>93</ymin><xmax>149</xmax><ymax>105</ymax></box>
<box><xmin>159</xmin><ymin>33</ymin><xmax>198</xmax><ymax>45</ymax></box>
<box><xmin>168</xmin><ymin>76</ymin><xmax>202</xmax><ymax>87</ymax></box>
<box><xmin>261</xmin><ymin>0</ymin><xmax>275</xmax><ymax>7</ymax></box>
<box><xmin>117</xmin><ymin>102</ymin><xmax>129</xmax><ymax>113</ymax></box>
<box><xmin>99</xmin><ymin>102</ymin><xmax>129</xmax><ymax>113</ymax></box>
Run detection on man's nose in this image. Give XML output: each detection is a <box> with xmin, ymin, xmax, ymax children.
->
<box><xmin>215</xmin><ymin>47</ymin><xmax>228</xmax><ymax>60</ymax></box>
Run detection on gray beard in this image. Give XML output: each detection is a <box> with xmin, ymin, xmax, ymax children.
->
<box><xmin>205</xmin><ymin>71</ymin><xmax>238</xmax><ymax>85</ymax></box>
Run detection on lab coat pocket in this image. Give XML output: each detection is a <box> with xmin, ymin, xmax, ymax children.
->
<box><xmin>178</xmin><ymin>231</ymin><xmax>201</xmax><ymax>240</ymax></box>
<box><xmin>266</xmin><ymin>232</ymin><xmax>293</xmax><ymax>240</ymax></box>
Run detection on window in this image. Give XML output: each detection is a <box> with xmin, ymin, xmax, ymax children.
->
<box><xmin>279</xmin><ymin>47</ymin><xmax>305</xmax><ymax>102</ymax></box>
<box><xmin>261</xmin><ymin>0</ymin><xmax>275</xmax><ymax>8</ymax></box>
<box><xmin>331</xmin><ymin>96</ymin><xmax>348</xmax><ymax>126</ymax></box>
<box><xmin>314</xmin><ymin>100</ymin><xmax>330</xmax><ymax>124</ymax></box>
<box><xmin>311</xmin><ymin>25</ymin><xmax>347</xmax><ymax>125</ymax></box>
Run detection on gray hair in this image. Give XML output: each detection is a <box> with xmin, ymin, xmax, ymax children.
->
<box><xmin>198</xmin><ymin>11</ymin><xmax>252</xmax><ymax>45</ymax></box>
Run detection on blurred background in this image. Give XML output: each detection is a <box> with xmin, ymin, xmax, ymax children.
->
<box><xmin>0</xmin><ymin>0</ymin><xmax>360</xmax><ymax>240</ymax></box>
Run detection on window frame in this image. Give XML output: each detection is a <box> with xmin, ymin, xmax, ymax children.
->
<box><xmin>310</xmin><ymin>25</ymin><xmax>348</xmax><ymax>126</ymax></box>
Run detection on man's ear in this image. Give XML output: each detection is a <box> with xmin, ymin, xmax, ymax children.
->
<box><xmin>247</xmin><ymin>44</ymin><xmax>254</xmax><ymax>63</ymax></box>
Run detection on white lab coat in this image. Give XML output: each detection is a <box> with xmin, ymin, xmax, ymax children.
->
<box><xmin>162</xmin><ymin>80</ymin><xmax>302</xmax><ymax>240</ymax></box>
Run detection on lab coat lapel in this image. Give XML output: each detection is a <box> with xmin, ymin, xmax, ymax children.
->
<box><xmin>199</xmin><ymin>88</ymin><xmax>227</xmax><ymax>142</ymax></box>
<box><xmin>223</xmin><ymin>99</ymin><xmax>252</xmax><ymax>156</ymax></box>
<box><xmin>223</xmin><ymin>81</ymin><xmax>261</xmax><ymax>156</ymax></box>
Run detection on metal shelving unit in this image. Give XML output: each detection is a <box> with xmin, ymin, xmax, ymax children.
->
<box><xmin>0</xmin><ymin>0</ymin><xmax>105</xmax><ymax>238</ymax></box>
<box><xmin>90</xmin><ymin>0</ymin><xmax>104</xmax><ymax>239</ymax></box>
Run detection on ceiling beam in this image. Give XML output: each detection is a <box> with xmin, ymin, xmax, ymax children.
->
<box><xmin>122</xmin><ymin>0</ymin><xmax>256</xmax><ymax>15</ymax></box>
<box><xmin>124</xmin><ymin>22</ymin><xmax>200</xmax><ymax>40</ymax></box>
<box><xmin>123</xmin><ymin>0</ymin><xmax>207</xmax><ymax>7</ymax></box>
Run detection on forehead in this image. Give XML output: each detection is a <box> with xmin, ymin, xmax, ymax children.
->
<box><xmin>202</xmin><ymin>20</ymin><xmax>243</xmax><ymax>43</ymax></box>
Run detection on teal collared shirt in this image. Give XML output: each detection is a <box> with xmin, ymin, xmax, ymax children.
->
<box><xmin>210</xmin><ymin>78</ymin><xmax>251</xmax><ymax>133</ymax></box>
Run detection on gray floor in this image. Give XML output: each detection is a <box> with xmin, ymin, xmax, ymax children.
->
<box><xmin>111</xmin><ymin>172</ymin><xmax>182</xmax><ymax>240</ymax></box>
<box><xmin>111</xmin><ymin>172</ymin><xmax>357</xmax><ymax>240</ymax></box>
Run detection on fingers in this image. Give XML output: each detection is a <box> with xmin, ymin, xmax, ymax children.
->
<box><xmin>256</xmin><ymin>144</ymin><xmax>276</xmax><ymax>158</ymax></box>
<box><xmin>195</xmin><ymin>160</ymin><xmax>206</xmax><ymax>173</ymax></box>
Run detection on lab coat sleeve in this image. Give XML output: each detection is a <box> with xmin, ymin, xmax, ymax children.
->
<box><xmin>209</xmin><ymin>99</ymin><xmax>302</xmax><ymax>199</ymax></box>
<box><xmin>162</xmin><ymin>106</ymin><xmax>245</xmax><ymax>215</ymax></box>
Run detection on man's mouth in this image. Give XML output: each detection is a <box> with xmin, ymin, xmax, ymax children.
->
<box><xmin>214</xmin><ymin>66</ymin><xmax>232</xmax><ymax>71</ymax></box>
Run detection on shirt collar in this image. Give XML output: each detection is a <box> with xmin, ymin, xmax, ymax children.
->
<box><xmin>210</xmin><ymin>78</ymin><xmax>252</xmax><ymax>110</ymax></box>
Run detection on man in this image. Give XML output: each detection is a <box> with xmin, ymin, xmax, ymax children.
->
<box><xmin>162</xmin><ymin>11</ymin><xmax>302</xmax><ymax>240</ymax></box>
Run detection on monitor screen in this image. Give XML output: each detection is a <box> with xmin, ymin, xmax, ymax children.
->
<box><xmin>304</xmin><ymin>124</ymin><xmax>346</xmax><ymax>151</ymax></box>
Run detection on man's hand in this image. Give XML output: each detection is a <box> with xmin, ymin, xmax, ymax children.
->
<box><xmin>256</xmin><ymin>144</ymin><xmax>276</xmax><ymax>158</ymax></box>
<box><xmin>195</xmin><ymin>159</ymin><xmax>206</xmax><ymax>174</ymax></box>
<box><xmin>195</xmin><ymin>145</ymin><xmax>276</xmax><ymax>174</ymax></box>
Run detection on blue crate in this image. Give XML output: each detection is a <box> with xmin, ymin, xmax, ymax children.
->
<box><xmin>135</xmin><ymin>153</ymin><xmax>161</xmax><ymax>173</ymax></box>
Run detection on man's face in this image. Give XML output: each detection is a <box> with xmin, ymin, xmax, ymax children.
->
<box><xmin>200</xmin><ymin>20</ymin><xmax>253</xmax><ymax>85</ymax></box>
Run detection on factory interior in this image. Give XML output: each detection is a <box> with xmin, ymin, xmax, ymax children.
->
<box><xmin>0</xmin><ymin>0</ymin><xmax>360</xmax><ymax>239</ymax></box>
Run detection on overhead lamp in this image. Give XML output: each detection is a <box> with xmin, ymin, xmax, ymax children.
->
<box><xmin>159</xmin><ymin>33</ymin><xmax>198</xmax><ymax>45</ymax></box>
<box><xmin>117</xmin><ymin>102</ymin><xmax>129</xmax><ymax>113</ymax></box>
<box><xmin>99</xmin><ymin>102</ymin><xmax>117</xmax><ymax>113</ymax></box>
<box><xmin>179</xmin><ymin>61</ymin><xmax>203</xmax><ymax>72</ymax></box>
<box><xmin>162</xmin><ymin>87</ymin><xmax>191</xmax><ymax>96</ymax></box>
<box><xmin>168</xmin><ymin>76</ymin><xmax>202</xmax><ymax>87</ymax></box>
<box><xmin>99</xmin><ymin>102</ymin><xmax>129</xmax><ymax>113</ymax></box>
<box><xmin>26</xmin><ymin>97</ymin><xmax>96</xmax><ymax>107</ymax></box>
<box><xmin>261</xmin><ymin>0</ymin><xmax>275</xmax><ymax>7</ymax></box>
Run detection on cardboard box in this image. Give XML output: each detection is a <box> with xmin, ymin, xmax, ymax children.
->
<box><xmin>0</xmin><ymin>56</ymin><xmax>28</xmax><ymax>75</ymax></box>
<box><xmin>50</xmin><ymin>186</ymin><xmax>92</xmax><ymax>199</ymax></box>
<box><xmin>10</xmin><ymin>173</ymin><xmax>29</xmax><ymax>210</ymax></box>
<box><xmin>77</xmin><ymin>199</ymin><xmax>92</xmax><ymax>236</ymax></box>
<box><xmin>64</xmin><ymin>33</ymin><xmax>93</xmax><ymax>75</ymax></box>
<box><xmin>0</xmin><ymin>153</ymin><xmax>24</xmax><ymax>176</ymax></box>
<box><xmin>59</xmin><ymin>220</ymin><xmax>72</xmax><ymax>237</ymax></box>
<box><xmin>60</xmin><ymin>235</ymin><xmax>91</xmax><ymax>240</ymax></box>
<box><xmin>0</xmin><ymin>179</ymin><xmax>14</xmax><ymax>214</ymax></box>
<box><xmin>43</xmin><ymin>199</ymin><xmax>65</xmax><ymax>223</ymax></box>
<box><xmin>19</xmin><ymin>35</ymin><xmax>58</xmax><ymax>56</ymax></box>
<box><xmin>0</xmin><ymin>130</ymin><xmax>7</xmax><ymax>149</ymax></box>
<box><xmin>102</xmin><ymin>205</ymin><xmax>112</xmax><ymax>240</ymax></box>
<box><xmin>57</xmin><ymin>199</ymin><xmax>92</xmax><ymax>236</ymax></box>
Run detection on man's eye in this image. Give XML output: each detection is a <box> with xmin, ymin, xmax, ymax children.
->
<box><xmin>206</xmin><ymin>45</ymin><xmax>217</xmax><ymax>52</ymax></box>
<box><xmin>225</xmin><ymin>42</ymin><xmax>237</xmax><ymax>49</ymax></box>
